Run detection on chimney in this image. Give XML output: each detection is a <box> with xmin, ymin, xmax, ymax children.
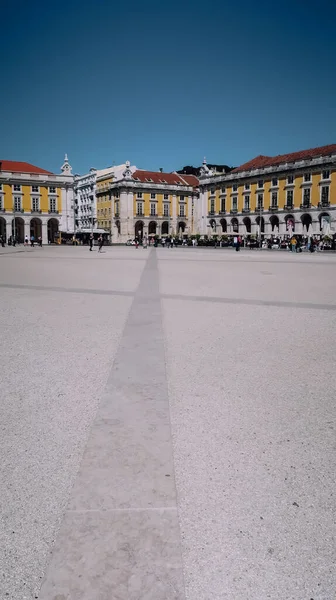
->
<box><xmin>159</xmin><ymin>167</ymin><xmax>163</xmax><ymax>173</ymax></box>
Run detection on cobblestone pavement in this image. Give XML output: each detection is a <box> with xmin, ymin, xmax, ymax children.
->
<box><xmin>1</xmin><ymin>245</ymin><xmax>335</xmax><ymax>600</ymax></box>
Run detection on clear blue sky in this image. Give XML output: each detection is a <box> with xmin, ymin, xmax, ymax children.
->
<box><xmin>1</xmin><ymin>0</ymin><xmax>336</xmax><ymax>175</ymax></box>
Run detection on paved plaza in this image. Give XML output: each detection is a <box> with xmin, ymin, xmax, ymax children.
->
<box><xmin>1</xmin><ymin>245</ymin><xmax>335</xmax><ymax>600</ymax></box>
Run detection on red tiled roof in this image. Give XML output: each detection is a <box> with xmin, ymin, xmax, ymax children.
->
<box><xmin>232</xmin><ymin>144</ymin><xmax>336</xmax><ymax>173</ymax></box>
<box><xmin>0</xmin><ymin>160</ymin><xmax>53</xmax><ymax>175</ymax></box>
<box><xmin>132</xmin><ymin>170</ymin><xmax>199</xmax><ymax>187</ymax></box>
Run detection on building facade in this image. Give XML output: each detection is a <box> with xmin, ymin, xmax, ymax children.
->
<box><xmin>0</xmin><ymin>155</ymin><xmax>74</xmax><ymax>243</ymax></box>
<box><xmin>198</xmin><ymin>145</ymin><xmax>336</xmax><ymax>238</ymax></box>
<box><xmin>104</xmin><ymin>162</ymin><xmax>200</xmax><ymax>243</ymax></box>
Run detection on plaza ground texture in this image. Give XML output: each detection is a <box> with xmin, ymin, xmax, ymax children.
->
<box><xmin>1</xmin><ymin>245</ymin><xmax>335</xmax><ymax>600</ymax></box>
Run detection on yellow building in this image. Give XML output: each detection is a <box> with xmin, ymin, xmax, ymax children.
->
<box><xmin>199</xmin><ymin>144</ymin><xmax>336</xmax><ymax>237</ymax></box>
<box><xmin>0</xmin><ymin>156</ymin><xmax>74</xmax><ymax>243</ymax></box>
<box><xmin>106</xmin><ymin>162</ymin><xmax>199</xmax><ymax>242</ymax></box>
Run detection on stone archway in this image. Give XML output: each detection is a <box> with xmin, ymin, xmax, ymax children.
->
<box><xmin>209</xmin><ymin>218</ymin><xmax>216</xmax><ymax>232</ymax></box>
<box><xmin>148</xmin><ymin>221</ymin><xmax>157</xmax><ymax>235</ymax></box>
<box><xmin>30</xmin><ymin>217</ymin><xmax>42</xmax><ymax>239</ymax></box>
<box><xmin>301</xmin><ymin>213</ymin><xmax>312</xmax><ymax>235</ymax></box>
<box><xmin>135</xmin><ymin>220</ymin><xmax>144</xmax><ymax>239</ymax></box>
<box><xmin>48</xmin><ymin>218</ymin><xmax>59</xmax><ymax>243</ymax></box>
<box><xmin>161</xmin><ymin>221</ymin><xmax>169</xmax><ymax>235</ymax></box>
<box><xmin>231</xmin><ymin>217</ymin><xmax>239</xmax><ymax>233</ymax></box>
<box><xmin>0</xmin><ymin>217</ymin><xmax>7</xmax><ymax>241</ymax></box>
<box><xmin>255</xmin><ymin>216</ymin><xmax>265</xmax><ymax>233</ymax></box>
<box><xmin>285</xmin><ymin>214</ymin><xmax>295</xmax><ymax>232</ymax></box>
<box><xmin>178</xmin><ymin>221</ymin><xmax>186</xmax><ymax>233</ymax></box>
<box><xmin>270</xmin><ymin>214</ymin><xmax>280</xmax><ymax>233</ymax></box>
<box><xmin>12</xmin><ymin>217</ymin><xmax>25</xmax><ymax>242</ymax></box>
<box><xmin>220</xmin><ymin>218</ymin><xmax>227</xmax><ymax>233</ymax></box>
<box><xmin>243</xmin><ymin>216</ymin><xmax>251</xmax><ymax>233</ymax></box>
<box><xmin>319</xmin><ymin>212</ymin><xmax>331</xmax><ymax>233</ymax></box>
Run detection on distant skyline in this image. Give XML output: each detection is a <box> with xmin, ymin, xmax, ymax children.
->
<box><xmin>1</xmin><ymin>0</ymin><xmax>336</xmax><ymax>175</ymax></box>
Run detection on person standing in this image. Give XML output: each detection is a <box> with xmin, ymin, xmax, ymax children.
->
<box><xmin>143</xmin><ymin>235</ymin><xmax>148</xmax><ymax>249</ymax></box>
<box><xmin>98</xmin><ymin>235</ymin><xmax>103</xmax><ymax>253</ymax></box>
<box><xmin>24</xmin><ymin>235</ymin><xmax>29</xmax><ymax>246</ymax></box>
<box><xmin>30</xmin><ymin>235</ymin><xmax>35</xmax><ymax>248</ymax></box>
<box><xmin>38</xmin><ymin>236</ymin><xmax>42</xmax><ymax>247</ymax></box>
<box><xmin>89</xmin><ymin>233</ymin><xmax>94</xmax><ymax>251</ymax></box>
<box><xmin>0</xmin><ymin>235</ymin><xmax>5</xmax><ymax>248</ymax></box>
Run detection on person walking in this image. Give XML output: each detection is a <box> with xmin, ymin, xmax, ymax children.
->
<box><xmin>291</xmin><ymin>237</ymin><xmax>297</xmax><ymax>253</ymax></box>
<box><xmin>143</xmin><ymin>235</ymin><xmax>148</xmax><ymax>249</ymax></box>
<box><xmin>30</xmin><ymin>235</ymin><xmax>35</xmax><ymax>248</ymax></box>
<box><xmin>0</xmin><ymin>235</ymin><xmax>5</xmax><ymax>248</ymax></box>
<box><xmin>38</xmin><ymin>236</ymin><xmax>42</xmax><ymax>247</ymax></box>
<box><xmin>89</xmin><ymin>233</ymin><xmax>94</xmax><ymax>251</ymax></box>
<box><xmin>24</xmin><ymin>235</ymin><xmax>29</xmax><ymax>246</ymax></box>
<box><xmin>98</xmin><ymin>235</ymin><xmax>103</xmax><ymax>253</ymax></box>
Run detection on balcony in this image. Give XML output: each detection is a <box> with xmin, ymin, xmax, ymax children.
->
<box><xmin>255</xmin><ymin>207</ymin><xmax>263</xmax><ymax>213</ymax></box>
<box><xmin>115</xmin><ymin>213</ymin><xmax>120</xmax><ymax>218</ymax></box>
<box><xmin>268</xmin><ymin>205</ymin><xmax>278</xmax><ymax>212</ymax></box>
<box><xmin>230</xmin><ymin>209</ymin><xmax>238</xmax><ymax>214</ymax></box>
<box><xmin>219</xmin><ymin>210</ymin><xmax>226</xmax><ymax>215</ymax></box>
<box><xmin>242</xmin><ymin>208</ymin><xmax>250</xmax><ymax>214</ymax></box>
<box><xmin>48</xmin><ymin>209</ymin><xmax>59</xmax><ymax>214</ymax></box>
<box><xmin>318</xmin><ymin>202</ymin><xmax>330</xmax><ymax>208</ymax></box>
<box><xmin>136</xmin><ymin>212</ymin><xmax>144</xmax><ymax>217</ymax></box>
<box><xmin>31</xmin><ymin>209</ymin><xmax>42</xmax><ymax>214</ymax></box>
<box><xmin>300</xmin><ymin>203</ymin><xmax>311</xmax><ymax>210</ymax></box>
<box><xmin>0</xmin><ymin>208</ymin><xmax>5</xmax><ymax>213</ymax></box>
<box><xmin>284</xmin><ymin>204</ymin><xmax>294</xmax><ymax>211</ymax></box>
<box><xmin>208</xmin><ymin>211</ymin><xmax>216</xmax><ymax>216</ymax></box>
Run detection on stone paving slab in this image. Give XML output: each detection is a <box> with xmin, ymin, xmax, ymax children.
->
<box><xmin>1</xmin><ymin>245</ymin><xmax>336</xmax><ymax>600</ymax></box>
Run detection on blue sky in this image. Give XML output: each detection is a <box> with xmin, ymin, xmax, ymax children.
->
<box><xmin>1</xmin><ymin>0</ymin><xmax>336</xmax><ymax>174</ymax></box>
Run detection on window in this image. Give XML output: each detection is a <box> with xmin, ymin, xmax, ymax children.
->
<box><xmin>137</xmin><ymin>192</ymin><xmax>143</xmax><ymax>198</ymax></box>
<box><xmin>244</xmin><ymin>195</ymin><xmax>250</xmax><ymax>210</ymax></box>
<box><xmin>32</xmin><ymin>197</ymin><xmax>39</xmax><ymax>211</ymax></box>
<box><xmin>150</xmin><ymin>203</ymin><xmax>156</xmax><ymax>216</ymax></box>
<box><xmin>49</xmin><ymin>197</ymin><xmax>56</xmax><ymax>212</ymax></box>
<box><xmin>0</xmin><ymin>197</ymin><xmax>2</xmax><ymax>210</ymax></box>
<box><xmin>115</xmin><ymin>191</ymin><xmax>119</xmax><ymax>199</ymax></box>
<box><xmin>257</xmin><ymin>194</ymin><xmax>263</xmax><ymax>209</ymax></box>
<box><xmin>272</xmin><ymin>178</ymin><xmax>278</xmax><ymax>187</ymax></box>
<box><xmin>303</xmin><ymin>188</ymin><xmax>311</xmax><ymax>206</ymax></box>
<box><xmin>221</xmin><ymin>186</ymin><xmax>226</xmax><ymax>193</ymax></box>
<box><xmin>49</xmin><ymin>186</ymin><xmax>56</xmax><ymax>193</ymax></box>
<box><xmin>14</xmin><ymin>196</ymin><xmax>21</xmax><ymax>210</ymax></box>
<box><xmin>232</xmin><ymin>184</ymin><xmax>238</xmax><ymax>192</ymax></box>
<box><xmin>151</xmin><ymin>193</ymin><xmax>156</xmax><ymax>199</ymax></box>
<box><xmin>304</xmin><ymin>173</ymin><xmax>311</xmax><ymax>182</ymax></box>
<box><xmin>0</xmin><ymin>183</ymin><xmax>2</xmax><ymax>189</ymax></box>
<box><xmin>286</xmin><ymin>190</ymin><xmax>293</xmax><ymax>207</ymax></box>
<box><xmin>321</xmin><ymin>186</ymin><xmax>329</xmax><ymax>205</ymax></box>
<box><xmin>210</xmin><ymin>199</ymin><xmax>215</xmax><ymax>213</ymax></box>
<box><xmin>210</xmin><ymin>188</ymin><xmax>215</xmax><ymax>195</ymax></box>
<box><xmin>13</xmin><ymin>184</ymin><xmax>21</xmax><ymax>191</ymax></box>
<box><xmin>180</xmin><ymin>195</ymin><xmax>185</xmax><ymax>201</ymax></box>
<box><xmin>164</xmin><ymin>194</ymin><xmax>169</xmax><ymax>200</ymax></box>
<box><xmin>179</xmin><ymin>204</ymin><xmax>185</xmax><ymax>217</ymax></box>
<box><xmin>32</xmin><ymin>185</ymin><xmax>39</xmax><ymax>192</ymax></box>
<box><xmin>258</xmin><ymin>180</ymin><xmax>263</xmax><ymax>189</ymax></box>
<box><xmin>220</xmin><ymin>198</ymin><xmax>226</xmax><ymax>212</ymax></box>
<box><xmin>137</xmin><ymin>202</ymin><xmax>143</xmax><ymax>216</ymax></box>
<box><xmin>115</xmin><ymin>201</ymin><xmax>119</xmax><ymax>216</ymax></box>
<box><xmin>232</xmin><ymin>197</ymin><xmax>237</xmax><ymax>210</ymax></box>
<box><xmin>271</xmin><ymin>192</ymin><xmax>278</xmax><ymax>207</ymax></box>
<box><xmin>244</xmin><ymin>182</ymin><xmax>250</xmax><ymax>190</ymax></box>
<box><xmin>163</xmin><ymin>204</ymin><xmax>169</xmax><ymax>217</ymax></box>
<box><xmin>322</xmin><ymin>170</ymin><xmax>330</xmax><ymax>180</ymax></box>
<box><xmin>287</xmin><ymin>175</ymin><xmax>294</xmax><ymax>184</ymax></box>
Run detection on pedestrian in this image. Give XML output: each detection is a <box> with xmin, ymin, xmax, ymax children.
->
<box><xmin>38</xmin><ymin>236</ymin><xmax>42</xmax><ymax>247</ymax></box>
<box><xmin>30</xmin><ymin>235</ymin><xmax>35</xmax><ymax>247</ymax></box>
<box><xmin>135</xmin><ymin>237</ymin><xmax>139</xmax><ymax>249</ymax></box>
<box><xmin>24</xmin><ymin>235</ymin><xmax>29</xmax><ymax>246</ymax></box>
<box><xmin>0</xmin><ymin>235</ymin><xmax>5</xmax><ymax>248</ymax></box>
<box><xmin>291</xmin><ymin>237</ymin><xmax>297</xmax><ymax>253</ymax></box>
<box><xmin>143</xmin><ymin>235</ymin><xmax>148</xmax><ymax>249</ymax></box>
<box><xmin>89</xmin><ymin>233</ymin><xmax>94</xmax><ymax>251</ymax></box>
<box><xmin>98</xmin><ymin>235</ymin><xmax>103</xmax><ymax>253</ymax></box>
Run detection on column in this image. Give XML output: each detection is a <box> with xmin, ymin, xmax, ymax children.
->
<box><xmin>42</xmin><ymin>221</ymin><xmax>48</xmax><ymax>245</ymax></box>
<box><xmin>119</xmin><ymin>187</ymin><xmax>129</xmax><ymax>243</ymax></box>
<box><xmin>6</xmin><ymin>218</ymin><xmax>12</xmax><ymax>241</ymax></box>
<box><xmin>171</xmin><ymin>194</ymin><xmax>177</xmax><ymax>236</ymax></box>
<box><xmin>24</xmin><ymin>219</ymin><xmax>30</xmax><ymax>240</ymax></box>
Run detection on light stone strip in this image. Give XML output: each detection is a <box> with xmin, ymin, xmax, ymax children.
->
<box><xmin>39</xmin><ymin>249</ymin><xmax>186</xmax><ymax>600</ymax></box>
